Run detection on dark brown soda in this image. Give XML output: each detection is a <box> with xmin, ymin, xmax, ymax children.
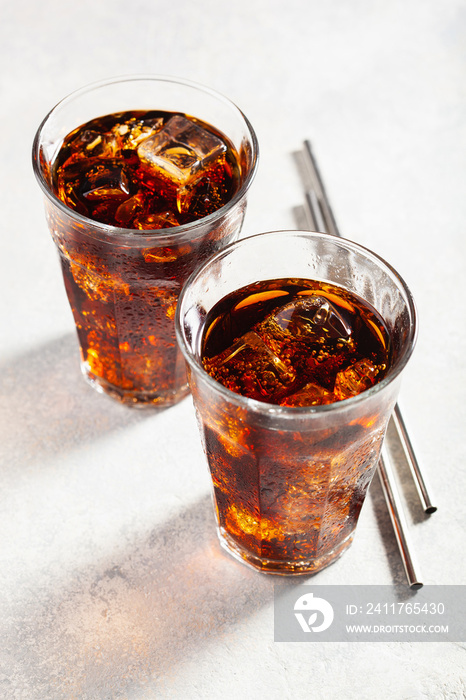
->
<box><xmin>198</xmin><ymin>278</ymin><xmax>392</xmax><ymax>571</ymax></box>
<box><xmin>201</xmin><ymin>278</ymin><xmax>391</xmax><ymax>405</ymax></box>
<box><xmin>48</xmin><ymin>111</ymin><xmax>243</xmax><ymax>404</ymax></box>
<box><xmin>52</xmin><ymin>110</ymin><xmax>241</xmax><ymax>228</ymax></box>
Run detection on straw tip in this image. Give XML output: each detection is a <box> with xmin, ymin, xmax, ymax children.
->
<box><xmin>410</xmin><ymin>581</ymin><xmax>424</xmax><ymax>590</ymax></box>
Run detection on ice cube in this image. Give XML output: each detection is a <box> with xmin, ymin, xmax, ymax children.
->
<box><xmin>79</xmin><ymin>159</ymin><xmax>131</xmax><ymax>202</ymax></box>
<box><xmin>133</xmin><ymin>209</ymin><xmax>180</xmax><ymax>230</ymax></box>
<box><xmin>114</xmin><ymin>190</ymin><xmax>181</xmax><ymax>230</ymax></box>
<box><xmin>217</xmin><ymin>331</ymin><xmax>295</xmax><ymax>382</ymax></box>
<box><xmin>334</xmin><ymin>358</ymin><xmax>379</xmax><ymax>400</ymax></box>
<box><xmin>203</xmin><ymin>330</ymin><xmax>296</xmax><ymax>402</ymax></box>
<box><xmin>56</xmin><ymin>158</ymin><xmax>132</xmax><ymax>221</ymax></box>
<box><xmin>137</xmin><ymin>115</ymin><xmax>226</xmax><ymax>186</ymax></box>
<box><xmin>177</xmin><ymin>159</ymin><xmax>229</xmax><ymax>216</ymax></box>
<box><xmin>69</xmin><ymin>129</ymin><xmax>120</xmax><ymax>159</ymax></box>
<box><xmin>264</xmin><ymin>295</ymin><xmax>352</xmax><ymax>342</ymax></box>
<box><xmin>204</xmin><ymin>295</ymin><xmax>359</xmax><ymax>403</ymax></box>
<box><xmin>280</xmin><ymin>382</ymin><xmax>334</xmax><ymax>407</ymax></box>
<box><xmin>114</xmin><ymin>193</ymin><xmax>146</xmax><ymax>226</ymax></box>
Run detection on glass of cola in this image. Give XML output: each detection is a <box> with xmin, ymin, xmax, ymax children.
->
<box><xmin>33</xmin><ymin>76</ymin><xmax>258</xmax><ymax>407</ymax></box>
<box><xmin>176</xmin><ymin>231</ymin><xmax>417</xmax><ymax>574</ymax></box>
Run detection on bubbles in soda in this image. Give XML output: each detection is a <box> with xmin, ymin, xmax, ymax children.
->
<box><xmin>202</xmin><ymin>278</ymin><xmax>391</xmax><ymax>406</ymax></box>
<box><xmin>52</xmin><ymin>110</ymin><xmax>241</xmax><ymax>229</ymax></box>
<box><xmin>198</xmin><ymin>278</ymin><xmax>393</xmax><ymax>572</ymax></box>
<box><xmin>48</xmin><ymin>111</ymin><xmax>244</xmax><ymax>404</ymax></box>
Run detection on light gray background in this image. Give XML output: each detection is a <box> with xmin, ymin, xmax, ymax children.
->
<box><xmin>1</xmin><ymin>1</ymin><xmax>465</xmax><ymax>698</ymax></box>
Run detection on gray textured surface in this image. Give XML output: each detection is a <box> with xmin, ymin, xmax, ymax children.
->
<box><xmin>1</xmin><ymin>1</ymin><xmax>465</xmax><ymax>697</ymax></box>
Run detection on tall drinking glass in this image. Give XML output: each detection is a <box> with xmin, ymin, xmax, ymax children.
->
<box><xmin>176</xmin><ymin>231</ymin><xmax>417</xmax><ymax>574</ymax></box>
<box><xmin>33</xmin><ymin>76</ymin><xmax>258</xmax><ymax>407</ymax></box>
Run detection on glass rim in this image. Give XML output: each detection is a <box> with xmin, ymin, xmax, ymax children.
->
<box><xmin>32</xmin><ymin>73</ymin><xmax>259</xmax><ymax>244</ymax></box>
<box><xmin>175</xmin><ymin>229</ymin><xmax>418</xmax><ymax>417</ymax></box>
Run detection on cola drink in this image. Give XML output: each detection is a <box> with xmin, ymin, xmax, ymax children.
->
<box><xmin>201</xmin><ymin>278</ymin><xmax>390</xmax><ymax>405</ymax></box>
<box><xmin>46</xmin><ymin>110</ymin><xmax>242</xmax><ymax>405</ymax></box>
<box><xmin>198</xmin><ymin>278</ymin><xmax>392</xmax><ymax>570</ymax></box>
<box><xmin>33</xmin><ymin>78</ymin><xmax>258</xmax><ymax>407</ymax></box>
<box><xmin>176</xmin><ymin>231</ymin><xmax>416</xmax><ymax>574</ymax></box>
<box><xmin>52</xmin><ymin>110</ymin><xmax>241</xmax><ymax>229</ymax></box>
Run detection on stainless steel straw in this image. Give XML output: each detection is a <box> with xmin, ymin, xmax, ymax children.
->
<box><xmin>392</xmin><ymin>403</ymin><xmax>437</xmax><ymax>514</ymax></box>
<box><xmin>301</xmin><ymin>139</ymin><xmax>427</xmax><ymax>588</ymax></box>
<box><xmin>378</xmin><ymin>447</ymin><xmax>423</xmax><ymax>589</ymax></box>
<box><xmin>302</xmin><ymin>139</ymin><xmax>436</xmax><ymax>514</ymax></box>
